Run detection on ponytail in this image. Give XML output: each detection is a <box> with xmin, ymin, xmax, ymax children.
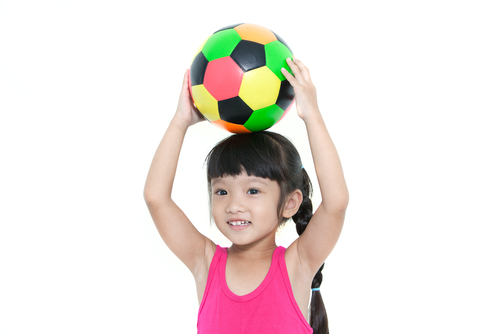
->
<box><xmin>292</xmin><ymin>168</ymin><xmax>329</xmax><ymax>334</ymax></box>
<box><xmin>310</xmin><ymin>264</ymin><xmax>328</xmax><ymax>334</ymax></box>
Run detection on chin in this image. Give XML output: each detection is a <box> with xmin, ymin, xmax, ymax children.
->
<box><xmin>226</xmin><ymin>236</ymin><xmax>252</xmax><ymax>246</ymax></box>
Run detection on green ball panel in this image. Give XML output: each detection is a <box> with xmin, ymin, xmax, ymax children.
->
<box><xmin>244</xmin><ymin>104</ymin><xmax>284</xmax><ymax>132</ymax></box>
<box><xmin>265</xmin><ymin>41</ymin><xmax>293</xmax><ymax>81</ymax></box>
<box><xmin>202</xmin><ymin>29</ymin><xmax>242</xmax><ymax>62</ymax></box>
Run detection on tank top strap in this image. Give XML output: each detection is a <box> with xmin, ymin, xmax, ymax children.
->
<box><xmin>275</xmin><ymin>245</ymin><xmax>313</xmax><ymax>332</ymax></box>
<box><xmin>273</xmin><ymin>246</ymin><xmax>286</xmax><ymax>264</ymax></box>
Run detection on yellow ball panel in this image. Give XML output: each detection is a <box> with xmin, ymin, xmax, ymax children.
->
<box><xmin>191</xmin><ymin>85</ymin><xmax>220</xmax><ymax>121</ymax></box>
<box><xmin>239</xmin><ymin>67</ymin><xmax>281</xmax><ymax>110</ymax></box>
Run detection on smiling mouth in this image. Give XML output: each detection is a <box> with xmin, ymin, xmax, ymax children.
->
<box><xmin>228</xmin><ymin>221</ymin><xmax>251</xmax><ymax>226</ymax></box>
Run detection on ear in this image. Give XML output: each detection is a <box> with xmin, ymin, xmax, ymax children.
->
<box><xmin>282</xmin><ymin>189</ymin><xmax>303</xmax><ymax>219</ymax></box>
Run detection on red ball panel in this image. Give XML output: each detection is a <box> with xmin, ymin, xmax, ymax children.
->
<box><xmin>203</xmin><ymin>57</ymin><xmax>244</xmax><ymax>101</ymax></box>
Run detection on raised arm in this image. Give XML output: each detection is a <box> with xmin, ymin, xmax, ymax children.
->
<box><xmin>143</xmin><ymin>70</ymin><xmax>214</xmax><ymax>275</ymax></box>
<box><xmin>282</xmin><ymin>58</ymin><xmax>349</xmax><ymax>274</ymax></box>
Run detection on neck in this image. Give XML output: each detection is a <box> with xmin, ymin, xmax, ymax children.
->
<box><xmin>228</xmin><ymin>240</ymin><xmax>277</xmax><ymax>260</ymax></box>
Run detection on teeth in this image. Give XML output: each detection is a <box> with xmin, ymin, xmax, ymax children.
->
<box><xmin>228</xmin><ymin>221</ymin><xmax>250</xmax><ymax>226</ymax></box>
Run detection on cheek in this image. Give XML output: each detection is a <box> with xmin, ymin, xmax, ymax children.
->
<box><xmin>211</xmin><ymin>200</ymin><xmax>224</xmax><ymax>221</ymax></box>
<box><xmin>211</xmin><ymin>210</ymin><xmax>226</xmax><ymax>231</ymax></box>
<box><xmin>254</xmin><ymin>202</ymin><xmax>280</xmax><ymax>223</ymax></box>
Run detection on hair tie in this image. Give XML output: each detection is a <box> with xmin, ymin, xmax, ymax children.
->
<box><xmin>311</xmin><ymin>287</ymin><xmax>320</xmax><ymax>292</ymax></box>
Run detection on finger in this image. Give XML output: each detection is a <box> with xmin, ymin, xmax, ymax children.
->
<box><xmin>180</xmin><ymin>70</ymin><xmax>189</xmax><ymax>96</ymax></box>
<box><xmin>183</xmin><ymin>69</ymin><xmax>190</xmax><ymax>89</ymax></box>
<box><xmin>291</xmin><ymin>58</ymin><xmax>311</xmax><ymax>81</ymax></box>
<box><xmin>179</xmin><ymin>70</ymin><xmax>194</xmax><ymax>108</ymax></box>
<box><xmin>286</xmin><ymin>58</ymin><xmax>306</xmax><ymax>84</ymax></box>
<box><xmin>281</xmin><ymin>67</ymin><xmax>298</xmax><ymax>86</ymax></box>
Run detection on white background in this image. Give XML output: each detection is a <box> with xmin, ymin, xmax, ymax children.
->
<box><xmin>1</xmin><ymin>0</ymin><xmax>499</xmax><ymax>333</ymax></box>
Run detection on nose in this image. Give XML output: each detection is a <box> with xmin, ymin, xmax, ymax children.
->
<box><xmin>226</xmin><ymin>194</ymin><xmax>246</xmax><ymax>214</ymax></box>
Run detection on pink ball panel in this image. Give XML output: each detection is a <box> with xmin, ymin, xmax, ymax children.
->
<box><xmin>203</xmin><ymin>57</ymin><xmax>244</xmax><ymax>101</ymax></box>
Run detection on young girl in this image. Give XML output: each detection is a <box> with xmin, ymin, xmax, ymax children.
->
<box><xmin>144</xmin><ymin>58</ymin><xmax>349</xmax><ymax>334</ymax></box>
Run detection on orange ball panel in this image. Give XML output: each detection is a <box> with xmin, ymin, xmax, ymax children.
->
<box><xmin>234</xmin><ymin>23</ymin><xmax>277</xmax><ymax>45</ymax></box>
<box><xmin>212</xmin><ymin>120</ymin><xmax>252</xmax><ymax>134</ymax></box>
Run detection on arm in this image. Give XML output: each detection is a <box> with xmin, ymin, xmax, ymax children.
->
<box><xmin>143</xmin><ymin>70</ymin><xmax>214</xmax><ymax>276</ymax></box>
<box><xmin>282</xmin><ymin>59</ymin><xmax>349</xmax><ymax>274</ymax></box>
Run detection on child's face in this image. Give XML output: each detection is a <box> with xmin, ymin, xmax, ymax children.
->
<box><xmin>211</xmin><ymin>173</ymin><xmax>281</xmax><ymax>246</ymax></box>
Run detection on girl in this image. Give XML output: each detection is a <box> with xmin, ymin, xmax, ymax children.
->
<box><xmin>144</xmin><ymin>58</ymin><xmax>349</xmax><ymax>334</ymax></box>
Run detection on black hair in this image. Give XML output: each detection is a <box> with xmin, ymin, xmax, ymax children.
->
<box><xmin>205</xmin><ymin>131</ymin><xmax>329</xmax><ymax>334</ymax></box>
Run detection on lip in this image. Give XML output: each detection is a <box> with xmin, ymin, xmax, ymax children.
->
<box><xmin>228</xmin><ymin>223</ymin><xmax>251</xmax><ymax>230</ymax></box>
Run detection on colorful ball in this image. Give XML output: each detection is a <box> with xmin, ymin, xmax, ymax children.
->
<box><xmin>189</xmin><ymin>23</ymin><xmax>295</xmax><ymax>133</ymax></box>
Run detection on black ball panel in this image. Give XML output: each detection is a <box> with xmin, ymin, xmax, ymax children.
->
<box><xmin>190</xmin><ymin>52</ymin><xmax>209</xmax><ymax>86</ymax></box>
<box><xmin>218</xmin><ymin>97</ymin><xmax>254</xmax><ymax>125</ymax></box>
<box><xmin>276</xmin><ymin>80</ymin><xmax>295</xmax><ymax>111</ymax></box>
<box><xmin>230</xmin><ymin>40</ymin><xmax>266</xmax><ymax>72</ymax></box>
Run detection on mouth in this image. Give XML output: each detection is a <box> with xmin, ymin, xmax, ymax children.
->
<box><xmin>227</xmin><ymin>221</ymin><xmax>251</xmax><ymax>226</ymax></box>
<box><xmin>227</xmin><ymin>221</ymin><xmax>251</xmax><ymax>230</ymax></box>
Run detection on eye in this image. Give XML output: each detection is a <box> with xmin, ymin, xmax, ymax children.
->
<box><xmin>214</xmin><ymin>189</ymin><xmax>227</xmax><ymax>196</ymax></box>
<box><xmin>247</xmin><ymin>188</ymin><xmax>260</xmax><ymax>195</ymax></box>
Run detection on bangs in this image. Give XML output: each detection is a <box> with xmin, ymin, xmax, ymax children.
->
<box><xmin>206</xmin><ymin>132</ymin><xmax>287</xmax><ymax>183</ymax></box>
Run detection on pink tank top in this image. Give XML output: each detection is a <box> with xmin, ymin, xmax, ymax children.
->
<box><xmin>197</xmin><ymin>245</ymin><xmax>313</xmax><ymax>334</ymax></box>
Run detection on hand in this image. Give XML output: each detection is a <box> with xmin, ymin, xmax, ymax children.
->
<box><xmin>174</xmin><ymin>69</ymin><xmax>205</xmax><ymax>128</ymax></box>
<box><xmin>281</xmin><ymin>58</ymin><xmax>320</xmax><ymax>122</ymax></box>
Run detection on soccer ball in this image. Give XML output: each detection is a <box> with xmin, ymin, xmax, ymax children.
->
<box><xmin>189</xmin><ymin>23</ymin><xmax>295</xmax><ymax>133</ymax></box>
